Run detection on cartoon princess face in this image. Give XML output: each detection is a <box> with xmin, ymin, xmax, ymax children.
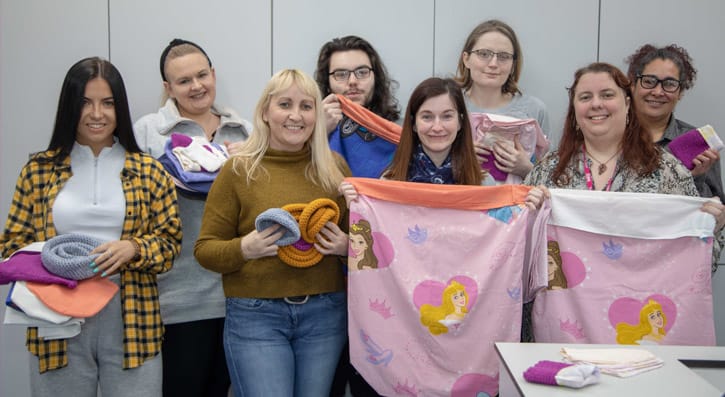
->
<box><xmin>547</xmin><ymin>255</ymin><xmax>557</xmax><ymax>281</ymax></box>
<box><xmin>349</xmin><ymin>233</ymin><xmax>368</xmax><ymax>259</ymax></box>
<box><xmin>615</xmin><ymin>299</ymin><xmax>667</xmax><ymax>345</ymax></box>
<box><xmin>547</xmin><ymin>240</ymin><xmax>567</xmax><ymax>290</ymax></box>
<box><xmin>348</xmin><ymin>219</ymin><xmax>378</xmax><ymax>271</ymax></box>
<box><xmin>420</xmin><ymin>280</ymin><xmax>469</xmax><ymax>334</ymax></box>
<box><xmin>647</xmin><ymin>308</ymin><xmax>664</xmax><ymax>330</ymax></box>
<box><xmin>451</xmin><ymin>290</ymin><xmax>466</xmax><ymax>309</ymax></box>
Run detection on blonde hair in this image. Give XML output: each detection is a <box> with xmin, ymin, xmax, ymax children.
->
<box><xmin>615</xmin><ymin>300</ymin><xmax>667</xmax><ymax>345</ymax></box>
<box><xmin>419</xmin><ymin>281</ymin><xmax>469</xmax><ymax>335</ymax></box>
<box><xmin>232</xmin><ymin>69</ymin><xmax>346</xmax><ymax>193</ymax></box>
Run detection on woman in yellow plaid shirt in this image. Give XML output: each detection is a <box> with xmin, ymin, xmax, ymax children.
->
<box><xmin>0</xmin><ymin>57</ymin><xmax>182</xmax><ymax>396</ymax></box>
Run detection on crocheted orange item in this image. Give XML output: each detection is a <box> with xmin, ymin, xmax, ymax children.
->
<box><xmin>278</xmin><ymin>199</ymin><xmax>340</xmax><ymax>268</ymax></box>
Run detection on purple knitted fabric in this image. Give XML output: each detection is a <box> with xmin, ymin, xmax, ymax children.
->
<box><xmin>668</xmin><ymin>128</ymin><xmax>709</xmax><ymax>170</ymax></box>
<box><xmin>523</xmin><ymin>360</ymin><xmax>572</xmax><ymax>386</ymax></box>
<box><xmin>0</xmin><ymin>251</ymin><xmax>78</xmax><ymax>288</ymax></box>
<box><xmin>481</xmin><ymin>153</ymin><xmax>508</xmax><ymax>181</ymax></box>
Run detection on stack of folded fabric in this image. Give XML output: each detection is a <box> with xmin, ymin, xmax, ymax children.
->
<box><xmin>158</xmin><ymin>133</ymin><xmax>230</xmax><ymax>195</ymax></box>
<box><xmin>469</xmin><ymin>112</ymin><xmax>549</xmax><ymax>185</ymax></box>
<box><xmin>2</xmin><ymin>236</ymin><xmax>120</xmax><ymax>340</ymax></box>
<box><xmin>560</xmin><ymin>347</ymin><xmax>664</xmax><ymax>377</ymax></box>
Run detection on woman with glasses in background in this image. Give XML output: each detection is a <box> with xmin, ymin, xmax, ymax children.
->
<box><xmin>626</xmin><ymin>44</ymin><xmax>724</xmax><ymax>203</ymax></box>
<box><xmin>455</xmin><ymin>19</ymin><xmax>550</xmax><ymax>179</ymax></box>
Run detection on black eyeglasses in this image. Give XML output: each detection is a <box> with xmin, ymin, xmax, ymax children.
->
<box><xmin>469</xmin><ymin>48</ymin><xmax>515</xmax><ymax>63</ymax></box>
<box><xmin>637</xmin><ymin>74</ymin><xmax>681</xmax><ymax>93</ymax></box>
<box><xmin>329</xmin><ymin>66</ymin><xmax>373</xmax><ymax>82</ymax></box>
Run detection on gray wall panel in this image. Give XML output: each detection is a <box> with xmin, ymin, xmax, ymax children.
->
<box><xmin>0</xmin><ymin>2</ymin><xmax>109</xmax><ymax>396</ymax></box>
<box><xmin>272</xmin><ymin>0</ymin><xmax>435</xmax><ymax>119</ymax></box>
<box><xmin>109</xmin><ymin>0</ymin><xmax>271</xmax><ymax>123</ymax></box>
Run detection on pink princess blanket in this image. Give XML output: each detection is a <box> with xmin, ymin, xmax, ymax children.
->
<box><xmin>345</xmin><ymin>178</ymin><xmax>549</xmax><ymax>397</ymax></box>
<box><xmin>533</xmin><ymin>189</ymin><xmax>716</xmax><ymax>346</ymax></box>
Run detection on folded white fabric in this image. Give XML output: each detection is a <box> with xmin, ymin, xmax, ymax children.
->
<box><xmin>9</xmin><ymin>281</ymin><xmax>71</xmax><ymax>324</ymax></box>
<box><xmin>170</xmin><ymin>133</ymin><xmax>229</xmax><ymax>172</ymax></box>
<box><xmin>561</xmin><ymin>347</ymin><xmax>664</xmax><ymax>377</ymax></box>
<box><xmin>3</xmin><ymin>305</ymin><xmax>83</xmax><ymax>340</ymax></box>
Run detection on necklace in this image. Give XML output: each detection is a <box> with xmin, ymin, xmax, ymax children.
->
<box><xmin>585</xmin><ymin>148</ymin><xmax>620</xmax><ymax>175</ymax></box>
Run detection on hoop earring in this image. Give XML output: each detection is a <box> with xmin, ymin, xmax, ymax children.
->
<box><xmin>626</xmin><ymin>114</ymin><xmax>630</xmax><ymax>126</ymax></box>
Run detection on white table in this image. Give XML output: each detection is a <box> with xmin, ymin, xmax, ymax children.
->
<box><xmin>495</xmin><ymin>342</ymin><xmax>725</xmax><ymax>396</ymax></box>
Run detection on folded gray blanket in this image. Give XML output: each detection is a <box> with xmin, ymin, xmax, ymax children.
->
<box><xmin>41</xmin><ymin>234</ymin><xmax>104</xmax><ymax>280</ymax></box>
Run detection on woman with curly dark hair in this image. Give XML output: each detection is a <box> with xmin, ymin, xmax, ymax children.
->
<box><xmin>626</xmin><ymin>44</ymin><xmax>723</xmax><ymax>203</ymax></box>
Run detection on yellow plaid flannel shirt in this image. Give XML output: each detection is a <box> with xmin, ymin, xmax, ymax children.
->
<box><xmin>0</xmin><ymin>148</ymin><xmax>182</xmax><ymax>372</ymax></box>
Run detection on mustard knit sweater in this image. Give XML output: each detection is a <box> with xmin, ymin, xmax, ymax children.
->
<box><xmin>194</xmin><ymin>146</ymin><xmax>350</xmax><ymax>298</ymax></box>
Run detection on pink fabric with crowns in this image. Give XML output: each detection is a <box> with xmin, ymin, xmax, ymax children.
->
<box><xmin>532</xmin><ymin>189</ymin><xmax>716</xmax><ymax>346</ymax></box>
<box><xmin>345</xmin><ymin>178</ymin><xmax>549</xmax><ymax>397</ymax></box>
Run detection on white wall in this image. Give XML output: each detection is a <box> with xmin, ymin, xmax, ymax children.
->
<box><xmin>1</xmin><ymin>1</ymin><xmax>724</xmax><ymax>395</ymax></box>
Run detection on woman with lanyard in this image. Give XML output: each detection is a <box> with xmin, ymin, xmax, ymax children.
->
<box><xmin>523</xmin><ymin>62</ymin><xmax>725</xmax><ymax>341</ymax></box>
<box><xmin>525</xmin><ymin>62</ymin><xmax>707</xmax><ymax>194</ymax></box>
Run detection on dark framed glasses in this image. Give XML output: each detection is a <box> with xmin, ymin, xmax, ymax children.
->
<box><xmin>637</xmin><ymin>74</ymin><xmax>681</xmax><ymax>93</ymax></box>
<box><xmin>329</xmin><ymin>66</ymin><xmax>373</xmax><ymax>82</ymax></box>
<box><xmin>468</xmin><ymin>48</ymin><xmax>515</xmax><ymax>63</ymax></box>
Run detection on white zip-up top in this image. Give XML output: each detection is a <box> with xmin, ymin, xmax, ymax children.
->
<box><xmin>52</xmin><ymin>141</ymin><xmax>126</xmax><ymax>242</ymax></box>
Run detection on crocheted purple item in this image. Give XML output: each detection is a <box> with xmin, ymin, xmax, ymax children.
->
<box><xmin>292</xmin><ymin>239</ymin><xmax>314</xmax><ymax>251</ymax></box>
<box><xmin>0</xmin><ymin>251</ymin><xmax>78</xmax><ymax>288</ymax></box>
<box><xmin>481</xmin><ymin>153</ymin><xmax>508</xmax><ymax>181</ymax></box>
<box><xmin>523</xmin><ymin>360</ymin><xmax>572</xmax><ymax>386</ymax></box>
<box><xmin>668</xmin><ymin>128</ymin><xmax>709</xmax><ymax>170</ymax></box>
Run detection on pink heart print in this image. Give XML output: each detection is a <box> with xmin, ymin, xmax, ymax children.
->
<box><xmin>412</xmin><ymin>275</ymin><xmax>478</xmax><ymax>309</ymax></box>
<box><xmin>607</xmin><ymin>294</ymin><xmax>676</xmax><ymax>333</ymax></box>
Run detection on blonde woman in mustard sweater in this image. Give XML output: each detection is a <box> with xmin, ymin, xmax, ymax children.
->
<box><xmin>195</xmin><ymin>69</ymin><xmax>351</xmax><ymax>397</ymax></box>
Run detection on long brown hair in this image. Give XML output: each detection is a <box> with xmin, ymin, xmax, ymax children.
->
<box><xmin>552</xmin><ymin>63</ymin><xmax>659</xmax><ymax>186</ymax></box>
<box><xmin>383</xmin><ymin>78</ymin><xmax>481</xmax><ymax>185</ymax></box>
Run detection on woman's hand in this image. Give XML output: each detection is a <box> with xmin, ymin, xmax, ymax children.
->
<box><xmin>525</xmin><ymin>185</ymin><xmax>550</xmax><ymax>211</ymax></box>
<box><xmin>224</xmin><ymin>140</ymin><xmax>246</xmax><ymax>156</ymax></box>
<box><xmin>700</xmin><ymin>198</ymin><xmax>725</xmax><ymax>233</ymax></box>
<box><xmin>691</xmin><ymin>149</ymin><xmax>720</xmax><ymax>177</ymax></box>
<box><xmin>314</xmin><ymin>222</ymin><xmax>348</xmax><ymax>256</ymax></box>
<box><xmin>492</xmin><ymin>135</ymin><xmax>533</xmax><ymax>177</ymax></box>
<box><xmin>339</xmin><ymin>181</ymin><xmax>359</xmax><ymax>206</ymax></box>
<box><xmin>240</xmin><ymin>225</ymin><xmax>285</xmax><ymax>259</ymax></box>
<box><xmin>322</xmin><ymin>94</ymin><xmax>343</xmax><ymax>133</ymax></box>
<box><xmin>473</xmin><ymin>139</ymin><xmax>492</xmax><ymax>165</ymax></box>
<box><xmin>90</xmin><ymin>240</ymin><xmax>137</xmax><ymax>277</ymax></box>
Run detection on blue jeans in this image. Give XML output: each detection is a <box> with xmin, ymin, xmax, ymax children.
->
<box><xmin>224</xmin><ymin>292</ymin><xmax>347</xmax><ymax>397</ymax></box>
